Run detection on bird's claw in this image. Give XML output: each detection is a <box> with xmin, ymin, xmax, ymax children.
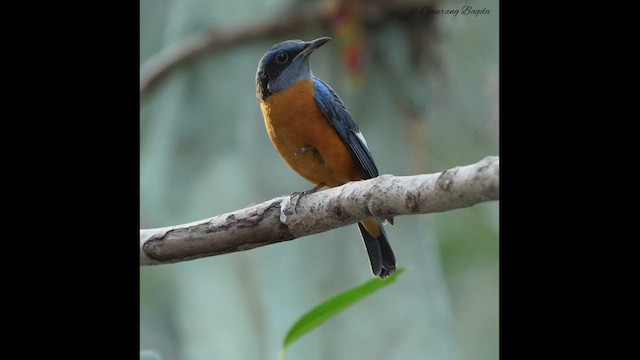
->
<box><xmin>289</xmin><ymin>183</ymin><xmax>325</xmax><ymax>214</ymax></box>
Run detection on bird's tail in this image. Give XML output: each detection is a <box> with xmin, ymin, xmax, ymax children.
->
<box><xmin>358</xmin><ymin>218</ymin><xmax>396</xmax><ymax>279</ymax></box>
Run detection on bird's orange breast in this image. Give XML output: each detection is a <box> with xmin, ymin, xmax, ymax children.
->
<box><xmin>260</xmin><ymin>80</ymin><xmax>365</xmax><ymax>187</ymax></box>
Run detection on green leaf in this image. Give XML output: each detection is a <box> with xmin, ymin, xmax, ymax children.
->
<box><xmin>280</xmin><ymin>267</ymin><xmax>406</xmax><ymax>359</ymax></box>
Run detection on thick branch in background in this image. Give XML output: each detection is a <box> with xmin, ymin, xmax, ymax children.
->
<box><xmin>140</xmin><ymin>0</ymin><xmax>438</xmax><ymax>100</ymax></box>
<box><xmin>140</xmin><ymin>156</ymin><xmax>498</xmax><ymax>265</ymax></box>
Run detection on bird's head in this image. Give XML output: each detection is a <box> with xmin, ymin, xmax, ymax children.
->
<box><xmin>256</xmin><ymin>37</ymin><xmax>331</xmax><ymax>101</ymax></box>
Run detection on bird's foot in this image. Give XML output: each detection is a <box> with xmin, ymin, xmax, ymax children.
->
<box><xmin>290</xmin><ymin>183</ymin><xmax>325</xmax><ymax>214</ymax></box>
<box><xmin>294</xmin><ymin>146</ymin><xmax>324</xmax><ymax>164</ymax></box>
<box><xmin>294</xmin><ymin>146</ymin><xmax>316</xmax><ymax>159</ymax></box>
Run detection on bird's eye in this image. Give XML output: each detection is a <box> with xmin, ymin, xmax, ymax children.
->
<box><xmin>275</xmin><ymin>53</ymin><xmax>288</xmax><ymax>63</ymax></box>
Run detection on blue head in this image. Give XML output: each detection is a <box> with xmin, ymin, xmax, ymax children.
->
<box><xmin>256</xmin><ymin>37</ymin><xmax>331</xmax><ymax>101</ymax></box>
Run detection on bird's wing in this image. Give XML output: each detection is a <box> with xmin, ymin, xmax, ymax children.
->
<box><xmin>313</xmin><ymin>78</ymin><xmax>379</xmax><ymax>179</ymax></box>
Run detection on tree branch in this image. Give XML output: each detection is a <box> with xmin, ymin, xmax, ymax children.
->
<box><xmin>140</xmin><ymin>156</ymin><xmax>498</xmax><ymax>265</ymax></box>
<box><xmin>140</xmin><ymin>6</ymin><xmax>328</xmax><ymax>100</ymax></box>
<box><xmin>140</xmin><ymin>0</ymin><xmax>438</xmax><ymax>100</ymax></box>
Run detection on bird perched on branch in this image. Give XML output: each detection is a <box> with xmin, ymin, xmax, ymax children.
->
<box><xmin>256</xmin><ymin>37</ymin><xmax>396</xmax><ymax>278</ymax></box>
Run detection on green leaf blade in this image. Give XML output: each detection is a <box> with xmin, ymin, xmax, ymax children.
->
<box><xmin>282</xmin><ymin>267</ymin><xmax>405</xmax><ymax>355</ymax></box>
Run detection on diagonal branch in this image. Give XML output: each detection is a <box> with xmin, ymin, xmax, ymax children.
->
<box><xmin>140</xmin><ymin>0</ymin><xmax>438</xmax><ymax>100</ymax></box>
<box><xmin>140</xmin><ymin>156</ymin><xmax>499</xmax><ymax>265</ymax></box>
<box><xmin>140</xmin><ymin>6</ymin><xmax>329</xmax><ymax>100</ymax></box>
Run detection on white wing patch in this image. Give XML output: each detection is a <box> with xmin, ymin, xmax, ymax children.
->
<box><xmin>355</xmin><ymin>131</ymin><xmax>369</xmax><ymax>150</ymax></box>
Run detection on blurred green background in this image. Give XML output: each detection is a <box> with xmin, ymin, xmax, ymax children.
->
<box><xmin>140</xmin><ymin>0</ymin><xmax>498</xmax><ymax>359</ymax></box>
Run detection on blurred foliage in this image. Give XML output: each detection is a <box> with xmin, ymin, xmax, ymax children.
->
<box><xmin>140</xmin><ymin>350</ymin><xmax>163</xmax><ymax>360</ymax></box>
<box><xmin>140</xmin><ymin>0</ymin><xmax>498</xmax><ymax>359</ymax></box>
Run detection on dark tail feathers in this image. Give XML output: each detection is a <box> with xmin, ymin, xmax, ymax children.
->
<box><xmin>358</xmin><ymin>221</ymin><xmax>396</xmax><ymax>278</ymax></box>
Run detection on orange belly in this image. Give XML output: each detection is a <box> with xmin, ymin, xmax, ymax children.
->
<box><xmin>260</xmin><ymin>80</ymin><xmax>366</xmax><ymax>187</ymax></box>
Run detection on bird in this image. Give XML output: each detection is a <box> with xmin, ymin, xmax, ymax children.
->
<box><xmin>256</xmin><ymin>37</ymin><xmax>396</xmax><ymax>278</ymax></box>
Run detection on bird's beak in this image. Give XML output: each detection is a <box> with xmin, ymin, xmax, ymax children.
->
<box><xmin>296</xmin><ymin>37</ymin><xmax>331</xmax><ymax>59</ymax></box>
